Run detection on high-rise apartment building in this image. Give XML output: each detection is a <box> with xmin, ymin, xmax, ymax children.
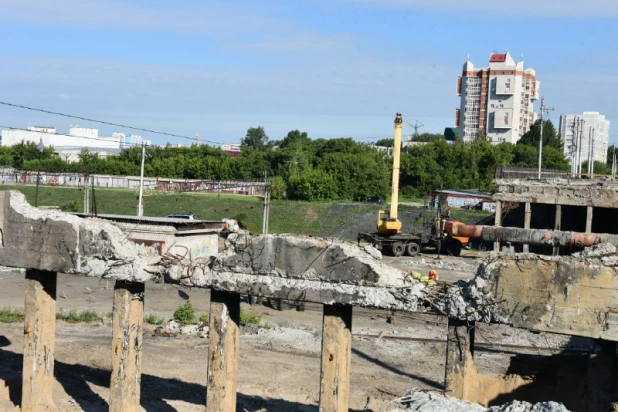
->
<box><xmin>559</xmin><ymin>112</ymin><xmax>610</xmax><ymax>172</ymax></box>
<box><xmin>455</xmin><ymin>52</ymin><xmax>540</xmax><ymax>143</ymax></box>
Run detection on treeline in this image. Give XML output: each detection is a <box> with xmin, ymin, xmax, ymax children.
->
<box><xmin>0</xmin><ymin>119</ymin><xmax>600</xmax><ymax>201</ymax></box>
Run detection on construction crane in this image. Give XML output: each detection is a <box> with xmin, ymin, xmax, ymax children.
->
<box><xmin>358</xmin><ymin>113</ymin><xmax>468</xmax><ymax>257</ymax></box>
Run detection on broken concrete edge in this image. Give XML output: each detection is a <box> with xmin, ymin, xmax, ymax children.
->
<box><xmin>441</xmin><ymin>243</ymin><xmax>618</xmax><ymax>325</ymax></box>
<box><xmin>0</xmin><ymin>190</ymin><xmax>158</xmax><ymax>280</ymax></box>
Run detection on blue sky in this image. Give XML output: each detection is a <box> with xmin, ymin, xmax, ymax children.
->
<box><xmin>0</xmin><ymin>0</ymin><xmax>617</xmax><ymax>146</ymax></box>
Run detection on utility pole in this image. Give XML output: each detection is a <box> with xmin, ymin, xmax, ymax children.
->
<box><xmin>405</xmin><ymin>120</ymin><xmax>424</xmax><ymax>141</ymax></box>
<box><xmin>570</xmin><ymin>117</ymin><xmax>578</xmax><ymax>176</ymax></box>
<box><xmin>137</xmin><ymin>143</ymin><xmax>146</xmax><ymax>217</ymax></box>
<box><xmin>577</xmin><ymin>119</ymin><xmax>586</xmax><ymax>178</ymax></box>
<box><xmin>588</xmin><ymin>128</ymin><xmax>595</xmax><ymax>178</ymax></box>
<box><xmin>537</xmin><ymin>97</ymin><xmax>554</xmax><ymax>179</ymax></box>
<box><xmin>261</xmin><ymin>171</ymin><xmax>270</xmax><ymax>234</ymax></box>
<box><xmin>612</xmin><ymin>146</ymin><xmax>617</xmax><ymax>177</ymax></box>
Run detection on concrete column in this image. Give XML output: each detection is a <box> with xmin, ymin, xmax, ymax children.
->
<box><xmin>109</xmin><ymin>281</ymin><xmax>145</xmax><ymax>412</ymax></box>
<box><xmin>523</xmin><ymin>202</ymin><xmax>532</xmax><ymax>253</ymax></box>
<box><xmin>22</xmin><ymin>270</ymin><xmax>57</xmax><ymax>412</ymax></box>
<box><xmin>206</xmin><ymin>290</ymin><xmax>241</xmax><ymax>412</ymax></box>
<box><xmin>319</xmin><ymin>304</ymin><xmax>353</xmax><ymax>412</ymax></box>
<box><xmin>586</xmin><ymin>205</ymin><xmax>594</xmax><ymax>234</ymax></box>
<box><xmin>493</xmin><ymin>201</ymin><xmax>502</xmax><ymax>252</ymax></box>
<box><xmin>553</xmin><ymin>204</ymin><xmax>562</xmax><ymax>256</ymax></box>
<box><xmin>444</xmin><ymin>318</ymin><xmax>475</xmax><ymax>400</ymax></box>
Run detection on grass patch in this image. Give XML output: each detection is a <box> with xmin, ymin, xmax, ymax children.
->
<box><xmin>0</xmin><ymin>185</ymin><xmax>332</xmax><ymax>235</ymax></box>
<box><xmin>57</xmin><ymin>309</ymin><xmax>101</xmax><ymax>323</ymax></box>
<box><xmin>0</xmin><ymin>309</ymin><xmax>24</xmax><ymax>323</ymax></box>
<box><xmin>199</xmin><ymin>313</ymin><xmax>209</xmax><ymax>324</ymax></box>
<box><xmin>145</xmin><ymin>313</ymin><xmax>165</xmax><ymax>325</ymax></box>
<box><xmin>239</xmin><ymin>309</ymin><xmax>262</xmax><ymax>326</ymax></box>
<box><xmin>173</xmin><ymin>301</ymin><xmax>196</xmax><ymax>324</ymax></box>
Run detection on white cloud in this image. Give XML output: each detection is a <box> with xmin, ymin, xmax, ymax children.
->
<box><xmin>0</xmin><ymin>0</ymin><xmax>286</xmax><ymax>37</ymax></box>
<box><xmin>343</xmin><ymin>0</ymin><xmax>618</xmax><ymax>18</ymax></box>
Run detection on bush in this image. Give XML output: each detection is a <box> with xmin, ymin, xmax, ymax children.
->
<box><xmin>0</xmin><ymin>309</ymin><xmax>24</xmax><ymax>323</ymax></box>
<box><xmin>61</xmin><ymin>200</ymin><xmax>80</xmax><ymax>213</ymax></box>
<box><xmin>199</xmin><ymin>314</ymin><xmax>209</xmax><ymax>324</ymax></box>
<box><xmin>239</xmin><ymin>309</ymin><xmax>262</xmax><ymax>326</ymax></box>
<box><xmin>173</xmin><ymin>301</ymin><xmax>196</xmax><ymax>324</ymax></box>
<box><xmin>145</xmin><ymin>314</ymin><xmax>165</xmax><ymax>325</ymax></box>
<box><xmin>57</xmin><ymin>309</ymin><xmax>100</xmax><ymax>323</ymax></box>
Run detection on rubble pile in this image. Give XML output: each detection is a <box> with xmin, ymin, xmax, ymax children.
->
<box><xmin>391</xmin><ymin>389</ymin><xmax>570</xmax><ymax>412</ymax></box>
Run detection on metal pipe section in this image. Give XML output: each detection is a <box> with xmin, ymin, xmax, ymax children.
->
<box><xmin>450</xmin><ymin>225</ymin><xmax>618</xmax><ymax>247</ymax></box>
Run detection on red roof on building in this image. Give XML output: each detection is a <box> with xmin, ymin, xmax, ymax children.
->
<box><xmin>489</xmin><ymin>53</ymin><xmax>507</xmax><ymax>62</ymax></box>
<box><xmin>223</xmin><ymin>150</ymin><xmax>241</xmax><ymax>157</ymax></box>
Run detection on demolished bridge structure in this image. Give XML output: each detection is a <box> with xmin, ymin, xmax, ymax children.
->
<box><xmin>0</xmin><ymin>190</ymin><xmax>430</xmax><ymax>412</ymax></box>
<box><xmin>3</xmin><ymin>186</ymin><xmax>618</xmax><ymax>411</ymax></box>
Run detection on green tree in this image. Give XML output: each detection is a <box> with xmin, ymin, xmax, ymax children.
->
<box><xmin>518</xmin><ymin>119</ymin><xmax>561</xmax><ymax>150</ymax></box>
<box><xmin>241</xmin><ymin>126</ymin><xmax>268</xmax><ymax>151</ymax></box>
<box><xmin>279</xmin><ymin>130</ymin><xmax>311</xmax><ymax>149</ymax></box>
<box><xmin>375</xmin><ymin>138</ymin><xmax>394</xmax><ymax>147</ymax></box>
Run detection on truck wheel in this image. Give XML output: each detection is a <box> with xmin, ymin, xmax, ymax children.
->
<box><xmin>447</xmin><ymin>240</ymin><xmax>462</xmax><ymax>257</ymax></box>
<box><xmin>406</xmin><ymin>242</ymin><xmax>421</xmax><ymax>257</ymax></box>
<box><xmin>391</xmin><ymin>242</ymin><xmax>405</xmax><ymax>257</ymax></box>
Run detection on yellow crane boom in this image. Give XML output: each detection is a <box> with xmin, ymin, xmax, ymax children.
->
<box><xmin>377</xmin><ymin>113</ymin><xmax>403</xmax><ymax>235</ymax></box>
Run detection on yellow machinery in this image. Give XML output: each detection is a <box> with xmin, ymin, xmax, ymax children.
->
<box><xmin>377</xmin><ymin>113</ymin><xmax>404</xmax><ymax>234</ymax></box>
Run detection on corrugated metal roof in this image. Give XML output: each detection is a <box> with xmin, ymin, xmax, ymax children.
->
<box><xmin>436</xmin><ymin>189</ymin><xmax>493</xmax><ymax>198</ymax></box>
<box><xmin>73</xmin><ymin>213</ymin><xmax>221</xmax><ymax>230</ymax></box>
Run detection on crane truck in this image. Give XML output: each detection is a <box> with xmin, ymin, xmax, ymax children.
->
<box><xmin>357</xmin><ymin>113</ymin><xmax>468</xmax><ymax>257</ymax></box>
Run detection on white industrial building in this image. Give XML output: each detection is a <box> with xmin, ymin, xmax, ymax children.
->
<box><xmin>0</xmin><ymin>125</ymin><xmax>151</xmax><ymax>162</ymax></box>
<box><xmin>456</xmin><ymin>52</ymin><xmax>540</xmax><ymax>144</ymax></box>
<box><xmin>559</xmin><ymin>112</ymin><xmax>610</xmax><ymax>171</ymax></box>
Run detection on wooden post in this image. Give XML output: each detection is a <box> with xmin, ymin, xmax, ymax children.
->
<box><xmin>22</xmin><ymin>270</ymin><xmax>57</xmax><ymax>412</ymax></box>
<box><xmin>493</xmin><ymin>200</ymin><xmax>502</xmax><ymax>252</ymax></box>
<box><xmin>586</xmin><ymin>205</ymin><xmax>594</xmax><ymax>234</ymax></box>
<box><xmin>444</xmin><ymin>318</ymin><xmax>475</xmax><ymax>399</ymax></box>
<box><xmin>523</xmin><ymin>202</ymin><xmax>532</xmax><ymax>253</ymax></box>
<box><xmin>553</xmin><ymin>204</ymin><xmax>562</xmax><ymax>256</ymax></box>
<box><xmin>319</xmin><ymin>304</ymin><xmax>353</xmax><ymax>412</ymax></box>
<box><xmin>109</xmin><ymin>281</ymin><xmax>145</xmax><ymax>412</ymax></box>
<box><xmin>206</xmin><ymin>290</ymin><xmax>241</xmax><ymax>412</ymax></box>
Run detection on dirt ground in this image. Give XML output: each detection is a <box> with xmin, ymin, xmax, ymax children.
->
<box><xmin>0</xmin><ymin>253</ymin><xmax>591</xmax><ymax>411</ymax></box>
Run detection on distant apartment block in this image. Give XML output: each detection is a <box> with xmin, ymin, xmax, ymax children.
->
<box><xmin>455</xmin><ymin>52</ymin><xmax>540</xmax><ymax>144</ymax></box>
<box><xmin>559</xmin><ymin>112</ymin><xmax>610</xmax><ymax>170</ymax></box>
<box><xmin>0</xmin><ymin>125</ymin><xmax>152</xmax><ymax>162</ymax></box>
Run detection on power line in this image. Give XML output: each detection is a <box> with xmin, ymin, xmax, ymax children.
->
<box><xmin>0</xmin><ymin>100</ymin><xmax>225</xmax><ymax>145</ymax></box>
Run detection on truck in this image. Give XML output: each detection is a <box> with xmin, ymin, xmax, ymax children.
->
<box><xmin>357</xmin><ymin>113</ymin><xmax>468</xmax><ymax>257</ymax></box>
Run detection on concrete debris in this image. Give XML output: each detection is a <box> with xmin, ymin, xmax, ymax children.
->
<box><xmin>165</xmin><ymin>234</ymin><xmax>433</xmax><ymax>310</ymax></box>
<box><xmin>415</xmin><ymin>257</ymin><xmax>476</xmax><ymax>273</ymax></box>
<box><xmin>363</xmin><ymin>245</ymin><xmax>383</xmax><ymax>260</ymax></box>
<box><xmin>439</xmin><ymin>260</ymin><xmax>507</xmax><ymax>323</ymax></box>
<box><xmin>154</xmin><ymin>320</ymin><xmax>209</xmax><ymax>336</ymax></box>
<box><xmin>572</xmin><ymin>242</ymin><xmax>617</xmax><ymax>258</ymax></box>
<box><xmin>393</xmin><ymin>389</ymin><xmax>570</xmax><ymax>412</ymax></box>
<box><xmin>0</xmin><ymin>190</ymin><xmax>157</xmax><ymax>280</ymax></box>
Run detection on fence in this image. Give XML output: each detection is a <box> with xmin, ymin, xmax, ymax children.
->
<box><xmin>0</xmin><ymin>168</ymin><xmax>266</xmax><ymax>196</ymax></box>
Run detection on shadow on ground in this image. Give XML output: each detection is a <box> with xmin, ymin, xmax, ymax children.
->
<box><xmin>0</xmin><ymin>339</ymin><xmax>375</xmax><ymax>412</ymax></box>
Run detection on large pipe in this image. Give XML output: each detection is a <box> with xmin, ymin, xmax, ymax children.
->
<box><xmin>450</xmin><ymin>224</ymin><xmax>618</xmax><ymax>248</ymax></box>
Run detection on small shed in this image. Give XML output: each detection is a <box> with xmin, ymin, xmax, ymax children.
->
<box><xmin>427</xmin><ymin>189</ymin><xmax>494</xmax><ymax>210</ymax></box>
<box><xmin>74</xmin><ymin>214</ymin><xmax>222</xmax><ymax>257</ymax></box>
